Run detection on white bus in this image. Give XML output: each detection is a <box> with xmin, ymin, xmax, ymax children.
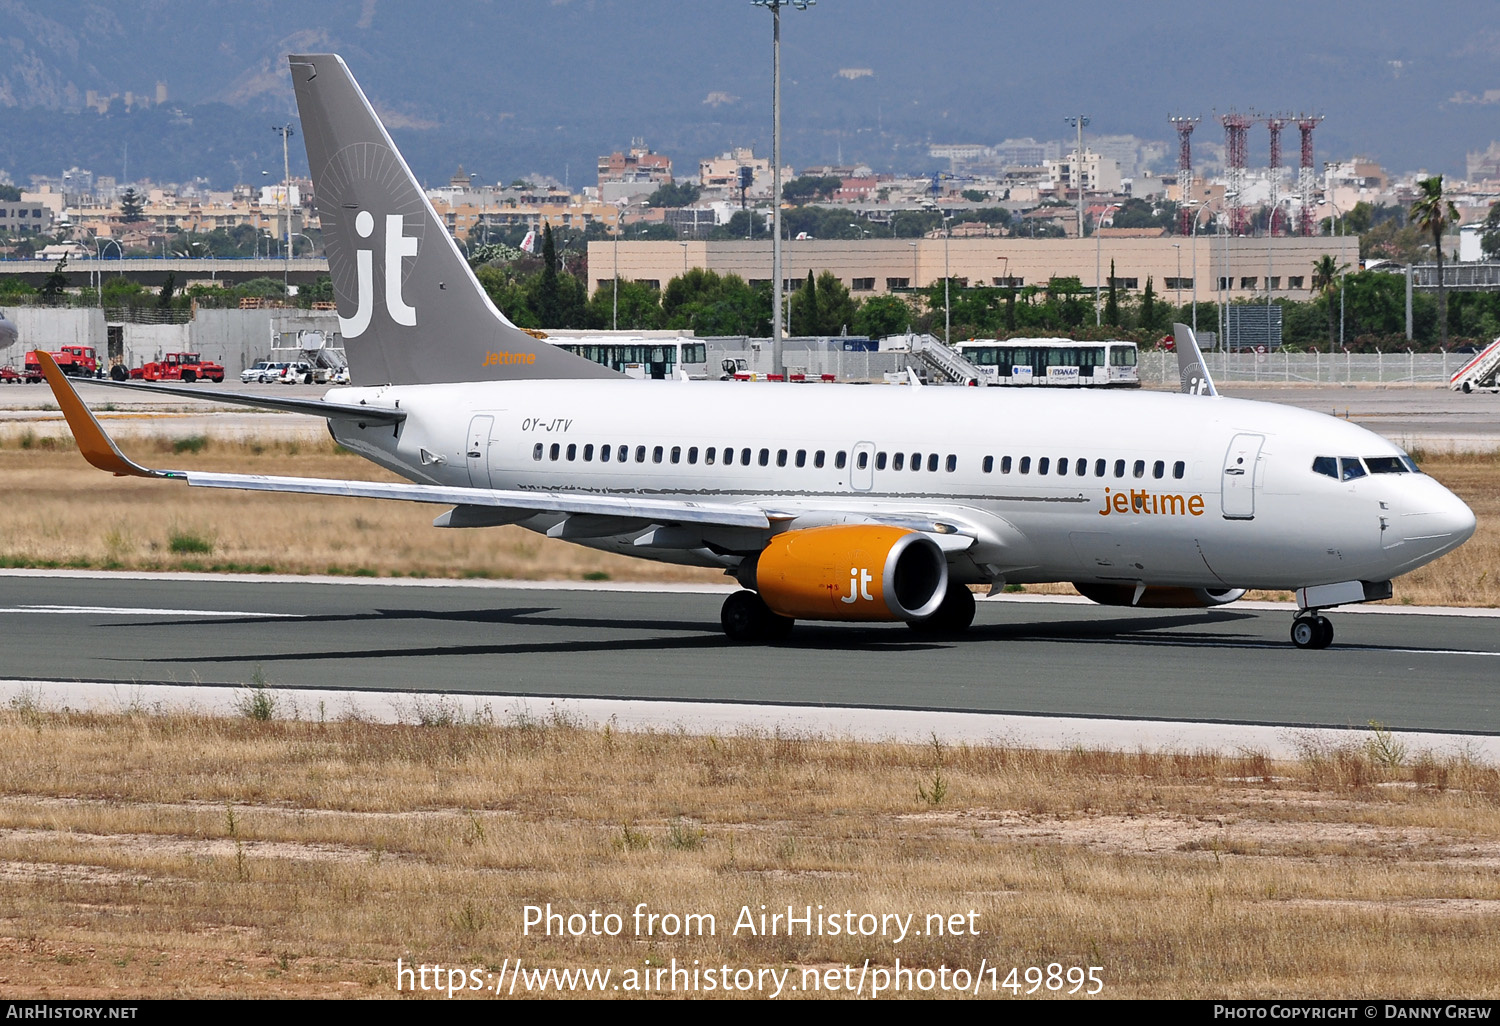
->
<box><xmin>547</xmin><ymin>337</ymin><xmax>709</xmax><ymax>380</ymax></box>
<box><xmin>955</xmin><ymin>338</ymin><xmax>1140</xmax><ymax>388</ymax></box>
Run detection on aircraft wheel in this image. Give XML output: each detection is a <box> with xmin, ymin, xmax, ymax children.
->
<box><xmin>721</xmin><ymin>590</ymin><xmax>793</xmax><ymax>643</ymax></box>
<box><xmin>1291</xmin><ymin>615</ymin><xmax>1334</xmax><ymax>650</ymax></box>
<box><xmin>908</xmin><ymin>582</ymin><xmax>976</xmax><ymax>636</ymax></box>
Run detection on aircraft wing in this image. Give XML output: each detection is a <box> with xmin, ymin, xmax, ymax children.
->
<box><xmin>37</xmin><ymin>351</ymin><xmax>768</xmax><ymax>532</ymax></box>
<box><xmin>78</xmin><ymin>377</ymin><xmax>406</xmax><ymax>423</ymax></box>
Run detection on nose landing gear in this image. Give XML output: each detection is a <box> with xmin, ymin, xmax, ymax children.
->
<box><xmin>1290</xmin><ymin>613</ymin><xmax>1334</xmax><ymax>650</ymax></box>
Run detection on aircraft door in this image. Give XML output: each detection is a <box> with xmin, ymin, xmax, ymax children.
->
<box><xmin>466</xmin><ymin>414</ymin><xmax>494</xmax><ymax>489</ymax></box>
<box><xmin>850</xmin><ymin>441</ymin><xmax>876</xmax><ymax>491</ymax></box>
<box><xmin>1221</xmin><ymin>433</ymin><xmax>1263</xmax><ymax>520</ymax></box>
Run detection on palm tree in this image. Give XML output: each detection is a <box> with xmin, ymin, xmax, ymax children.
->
<box><xmin>1309</xmin><ymin>254</ymin><xmax>1348</xmax><ymax>352</ymax></box>
<box><xmin>1410</xmin><ymin>176</ymin><xmax>1459</xmax><ymax>349</ymax></box>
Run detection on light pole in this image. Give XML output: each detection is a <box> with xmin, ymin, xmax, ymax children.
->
<box><xmin>613</xmin><ymin>206</ymin><xmax>625</xmax><ymax>331</ymax></box>
<box><xmin>752</xmin><ymin>0</ymin><xmax>814</xmax><ymax>380</ymax></box>
<box><xmin>907</xmin><ymin>241</ymin><xmax>918</xmax><ymax>294</ymax></box>
<box><xmin>1172</xmin><ymin>243</ymin><xmax>1182</xmax><ymax>311</ymax></box>
<box><xmin>273</xmin><ymin>123</ymin><xmax>295</xmax><ymax>295</ymax></box>
<box><xmin>1064</xmin><ymin>114</ymin><xmax>1090</xmax><ymax>243</ymax></box>
<box><xmin>1190</xmin><ymin>204</ymin><xmax>1213</xmax><ymax>336</ymax></box>
<box><xmin>943</xmin><ymin>213</ymin><xmax>952</xmax><ymax>344</ymax></box>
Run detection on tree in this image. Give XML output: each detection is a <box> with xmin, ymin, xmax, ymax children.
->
<box><xmin>39</xmin><ymin>257</ymin><xmax>69</xmax><ymax>304</ymax></box>
<box><xmin>812</xmin><ymin>271</ymin><xmax>856</xmax><ymax>336</ymax></box>
<box><xmin>525</xmin><ymin>224</ymin><xmax>586</xmax><ymax>328</ymax></box>
<box><xmin>1104</xmin><ymin>260</ymin><xmax>1119</xmax><ymax>327</ymax></box>
<box><xmin>585</xmin><ymin>278</ymin><xmax>663</xmax><ymax>330</ymax></box>
<box><xmin>645</xmin><ymin>182</ymin><xmax>701</xmax><ymax>208</ymax></box>
<box><xmin>1481</xmin><ymin>201</ymin><xmax>1500</xmax><ymax>261</ymax></box>
<box><xmin>1310</xmin><ymin>254</ymin><xmax>1349</xmax><ymax>351</ymax></box>
<box><xmin>853</xmin><ymin>294</ymin><xmax>912</xmax><ymax>338</ymax></box>
<box><xmin>156</xmin><ymin>273</ymin><xmax>177</xmax><ymax>309</ymax></box>
<box><xmin>1139</xmin><ymin>276</ymin><xmax>1160</xmax><ymax>334</ymax></box>
<box><xmin>790</xmin><ymin>270</ymin><xmax>819</xmax><ymax>335</ymax></box>
<box><xmin>119</xmin><ymin>187</ymin><xmax>146</xmax><ymax>223</ymax></box>
<box><xmin>781</xmin><ymin>175</ymin><xmax>841</xmax><ymax>204</ymax></box>
<box><xmin>0</xmin><ymin>185</ymin><xmax>20</xmax><ymax>202</ymax></box>
<box><xmin>1410</xmin><ymin>175</ymin><xmax>1460</xmax><ymax>349</ymax></box>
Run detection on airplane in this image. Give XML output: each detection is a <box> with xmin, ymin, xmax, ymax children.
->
<box><xmin>37</xmin><ymin>53</ymin><xmax>1476</xmax><ymax>651</ymax></box>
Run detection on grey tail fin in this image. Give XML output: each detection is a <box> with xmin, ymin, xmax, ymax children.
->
<box><xmin>1172</xmin><ymin>322</ymin><xmax>1218</xmax><ymax>397</ymax></box>
<box><xmin>288</xmin><ymin>54</ymin><xmax>618</xmax><ymax>386</ymax></box>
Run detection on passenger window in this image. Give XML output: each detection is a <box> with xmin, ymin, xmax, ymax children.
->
<box><xmin>1340</xmin><ymin>457</ymin><xmax>1367</xmax><ymax>481</ymax></box>
<box><xmin>1001</xmin><ymin>456</ymin><xmax>1012</xmax><ymax>474</ymax></box>
<box><xmin>740</xmin><ymin>448</ymin><xmax>751</xmax><ymax>466</ymax></box>
<box><xmin>1133</xmin><ymin>460</ymin><xmax>1145</xmax><ymax>478</ymax></box>
<box><xmin>532</xmin><ymin>443</ymin><xmax>543</xmax><ymax>461</ymax></box>
<box><xmin>815</xmin><ymin>450</ymin><xmax>826</xmax><ymax>468</ymax></box>
<box><xmin>1038</xmin><ymin>457</ymin><xmax>1050</xmax><ymax>475</ymax></box>
<box><xmin>876</xmin><ymin>451</ymin><xmax>887</xmax><ymax>470</ymax></box>
<box><xmin>1312</xmin><ymin>457</ymin><xmax>1337</xmax><ymax>479</ymax></box>
<box><xmin>687</xmin><ymin>446</ymin><xmax>698</xmax><ymax>464</ymax></box>
<box><xmin>705</xmin><ymin>447</ymin><xmax>715</xmax><ymax>465</ymax></box>
<box><xmin>758</xmin><ymin>448</ymin><xmax>769</xmax><ymax>467</ymax></box>
<box><xmin>777</xmin><ymin>449</ymin><xmax>788</xmax><ymax>468</ymax></box>
<box><xmin>895</xmin><ymin>453</ymin><xmax>906</xmax><ymax>471</ymax></box>
<box><xmin>618</xmin><ymin>445</ymin><xmax>628</xmax><ymax>463</ymax></box>
<box><xmin>601</xmin><ymin>445</ymin><xmax>612</xmax><ymax>463</ymax></box>
<box><xmin>1153</xmin><ymin>460</ymin><xmax>1164</xmax><ymax>479</ymax></box>
<box><xmin>856</xmin><ymin>451</ymin><xmax>869</xmax><ymax>470</ymax></box>
<box><xmin>946</xmin><ymin>454</ymin><xmax>956</xmax><ymax>472</ymax></box>
<box><xmin>566</xmin><ymin>444</ymin><xmax>576</xmax><ymax>461</ymax></box>
<box><xmin>1056</xmin><ymin>458</ymin><xmax>1067</xmax><ymax>477</ymax></box>
<box><xmin>670</xmin><ymin>446</ymin><xmax>681</xmax><ymax>464</ymax></box>
<box><xmin>912</xmin><ymin>452</ymin><xmax>923</xmax><ymax>470</ymax></box>
<box><xmin>981</xmin><ymin>455</ymin><xmax>992</xmax><ymax>473</ymax></box>
<box><xmin>835</xmin><ymin>451</ymin><xmax>847</xmax><ymax>470</ymax></box>
<box><xmin>795</xmin><ymin>449</ymin><xmax>806</xmax><ymax>468</ymax></box>
<box><xmin>635</xmin><ymin>445</ymin><xmax>646</xmax><ymax>463</ymax></box>
<box><xmin>722</xmin><ymin>447</ymin><xmax>733</xmax><ymax>465</ymax></box>
<box><xmin>1095</xmin><ymin>459</ymin><xmax>1106</xmax><ymax>477</ymax></box>
<box><xmin>927</xmin><ymin>453</ymin><xmax>938</xmax><ymax>472</ymax></box>
<box><xmin>583</xmin><ymin>444</ymin><xmax>594</xmax><ymax>461</ymax></box>
<box><xmin>550</xmin><ymin>443</ymin><xmax>560</xmax><ymax>460</ymax></box>
<box><xmin>1114</xmin><ymin>459</ymin><xmax>1126</xmax><ymax>478</ymax></box>
<box><xmin>1020</xmin><ymin>456</ymin><xmax>1031</xmax><ymax>474</ymax></box>
<box><xmin>1173</xmin><ymin>460</ymin><xmax>1185</xmax><ymax>480</ymax></box>
<box><xmin>653</xmin><ymin>446</ymin><xmax>664</xmax><ymax>464</ymax></box>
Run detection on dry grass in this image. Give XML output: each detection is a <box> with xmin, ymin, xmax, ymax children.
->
<box><xmin>1</xmin><ymin>430</ymin><xmax>1497</xmax><ymax>603</ymax></box>
<box><xmin>1</xmin><ymin>703</ymin><xmax>1498</xmax><ymax>998</ymax></box>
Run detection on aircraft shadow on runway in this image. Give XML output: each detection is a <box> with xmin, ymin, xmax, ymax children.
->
<box><xmin>132</xmin><ymin>606</ymin><xmax>1264</xmax><ymax>666</ymax></box>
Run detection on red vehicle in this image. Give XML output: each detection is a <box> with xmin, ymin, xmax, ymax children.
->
<box><xmin>24</xmin><ymin>346</ymin><xmax>99</xmax><ymax>382</ymax></box>
<box><xmin>132</xmin><ymin>352</ymin><xmax>226</xmax><ymax>383</ymax></box>
<box><xmin>0</xmin><ymin>366</ymin><xmax>22</xmax><ymax>383</ymax></box>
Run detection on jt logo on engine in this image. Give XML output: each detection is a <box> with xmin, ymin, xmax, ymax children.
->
<box><xmin>338</xmin><ymin>210</ymin><xmax>419</xmax><ymax>338</ymax></box>
<box><xmin>841</xmin><ymin>567</ymin><xmax>875</xmax><ymax>604</ymax></box>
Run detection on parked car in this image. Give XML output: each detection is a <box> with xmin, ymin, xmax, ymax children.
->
<box><xmin>241</xmin><ymin>360</ymin><xmax>274</xmax><ymax>384</ymax></box>
<box><xmin>280</xmin><ymin>361</ymin><xmax>315</xmax><ymax>384</ymax></box>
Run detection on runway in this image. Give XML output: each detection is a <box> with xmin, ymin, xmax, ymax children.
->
<box><xmin>2</xmin><ymin>571</ymin><xmax>1496</xmax><ymax>749</ymax></box>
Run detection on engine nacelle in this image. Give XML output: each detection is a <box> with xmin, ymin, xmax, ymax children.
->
<box><xmin>756</xmin><ymin>525</ymin><xmax>948</xmax><ymax>622</ymax></box>
<box><xmin>1072</xmin><ymin>583</ymin><xmax>1247</xmax><ymax>608</ymax></box>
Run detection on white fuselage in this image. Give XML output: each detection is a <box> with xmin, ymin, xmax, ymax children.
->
<box><xmin>323</xmin><ymin>380</ymin><xmax>1475</xmax><ymax>592</ymax></box>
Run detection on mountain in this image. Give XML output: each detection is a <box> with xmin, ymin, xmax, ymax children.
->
<box><xmin>0</xmin><ymin>0</ymin><xmax>1495</xmax><ymax>188</ymax></box>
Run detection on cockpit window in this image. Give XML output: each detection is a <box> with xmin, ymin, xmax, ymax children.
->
<box><xmin>1340</xmin><ymin>457</ymin><xmax>1367</xmax><ymax>481</ymax></box>
<box><xmin>1365</xmin><ymin>456</ymin><xmax>1407</xmax><ymax>474</ymax></box>
<box><xmin>1312</xmin><ymin>456</ymin><xmax>1338</xmax><ymax>479</ymax></box>
<box><xmin>1402</xmin><ymin>455</ymin><xmax>1421</xmax><ymax>474</ymax></box>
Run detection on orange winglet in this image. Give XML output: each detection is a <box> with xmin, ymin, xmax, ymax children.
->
<box><xmin>36</xmin><ymin>352</ymin><xmax>165</xmax><ymax>478</ymax></box>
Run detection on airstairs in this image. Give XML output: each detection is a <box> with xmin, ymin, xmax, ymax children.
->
<box><xmin>1450</xmin><ymin>337</ymin><xmax>1500</xmax><ymax>393</ymax></box>
<box><xmin>905</xmin><ymin>334</ymin><xmax>986</xmax><ymax>385</ymax></box>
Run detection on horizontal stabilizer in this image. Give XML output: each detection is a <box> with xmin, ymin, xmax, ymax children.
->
<box><xmin>80</xmin><ymin>378</ymin><xmax>406</xmax><ymax>423</ymax></box>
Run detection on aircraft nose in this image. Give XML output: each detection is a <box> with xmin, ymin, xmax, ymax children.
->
<box><xmin>1403</xmin><ymin>486</ymin><xmax>1476</xmax><ymax>550</ymax></box>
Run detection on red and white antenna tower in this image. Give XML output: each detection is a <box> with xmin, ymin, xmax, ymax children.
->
<box><xmin>1264</xmin><ymin>113</ymin><xmax>1289</xmax><ymax>235</ymax></box>
<box><xmin>1296</xmin><ymin>113</ymin><xmax>1324</xmax><ymax>236</ymax></box>
<box><xmin>1219</xmin><ymin>110</ymin><xmax>1252</xmax><ymax>234</ymax></box>
<box><xmin>1170</xmin><ymin>114</ymin><xmax>1200</xmax><ymax>235</ymax></box>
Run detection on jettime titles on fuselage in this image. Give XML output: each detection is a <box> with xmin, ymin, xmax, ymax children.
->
<box><xmin>1097</xmin><ymin>487</ymin><xmax>1206</xmax><ymax>517</ymax></box>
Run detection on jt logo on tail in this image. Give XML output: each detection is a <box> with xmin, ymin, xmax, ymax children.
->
<box><xmin>339</xmin><ymin>210</ymin><xmax>419</xmax><ymax>338</ymax></box>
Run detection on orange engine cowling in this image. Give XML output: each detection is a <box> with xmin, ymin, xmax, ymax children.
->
<box><xmin>756</xmin><ymin>525</ymin><xmax>948</xmax><ymax>622</ymax></box>
<box><xmin>1072</xmin><ymin>583</ymin><xmax>1247</xmax><ymax>608</ymax></box>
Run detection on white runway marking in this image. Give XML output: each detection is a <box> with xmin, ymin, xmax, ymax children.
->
<box><xmin>0</xmin><ymin>604</ymin><xmax>297</xmax><ymax>618</ymax></box>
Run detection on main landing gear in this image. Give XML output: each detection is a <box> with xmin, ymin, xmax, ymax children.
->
<box><xmin>1290</xmin><ymin>613</ymin><xmax>1334</xmax><ymax>650</ymax></box>
<box><xmin>907</xmin><ymin>582</ymin><xmax>977</xmax><ymax>637</ymax></box>
<box><xmin>721</xmin><ymin>590</ymin><xmax>794</xmax><ymax>643</ymax></box>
